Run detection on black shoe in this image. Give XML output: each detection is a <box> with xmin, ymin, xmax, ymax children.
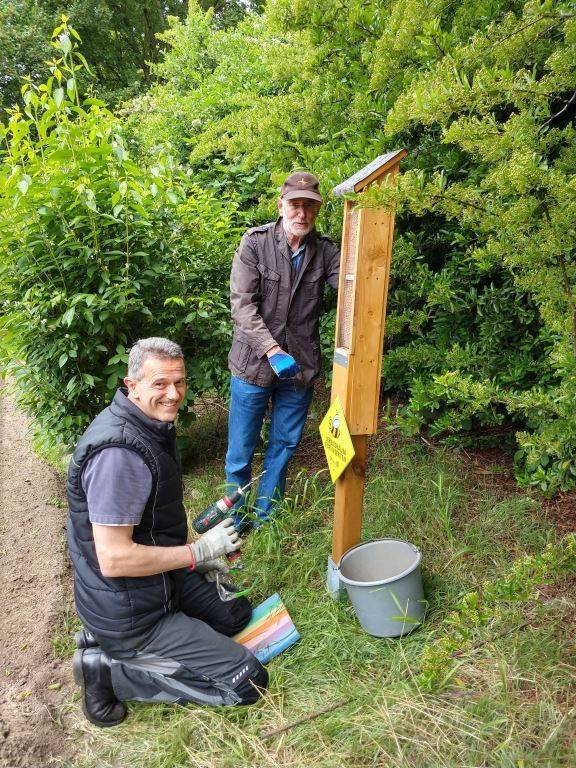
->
<box><xmin>73</xmin><ymin>648</ymin><xmax>127</xmax><ymax>727</ymax></box>
<box><xmin>74</xmin><ymin>628</ymin><xmax>99</xmax><ymax>649</ymax></box>
<box><xmin>233</xmin><ymin>516</ymin><xmax>253</xmax><ymax>536</ymax></box>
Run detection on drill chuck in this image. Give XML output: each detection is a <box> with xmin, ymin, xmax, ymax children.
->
<box><xmin>191</xmin><ymin>470</ymin><xmax>267</xmax><ymax>535</ymax></box>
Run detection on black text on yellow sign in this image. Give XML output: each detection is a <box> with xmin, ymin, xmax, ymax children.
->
<box><xmin>319</xmin><ymin>397</ymin><xmax>356</xmax><ymax>483</ymax></box>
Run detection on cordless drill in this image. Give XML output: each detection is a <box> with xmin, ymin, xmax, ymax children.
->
<box><xmin>192</xmin><ymin>471</ymin><xmax>266</xmax><ymax>561</ymax></box>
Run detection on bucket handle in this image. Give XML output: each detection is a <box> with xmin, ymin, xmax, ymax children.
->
<box><xmin>337</xmin><ymin>538</ymin><xmax>421</xmax><ymax>568</ymax></box>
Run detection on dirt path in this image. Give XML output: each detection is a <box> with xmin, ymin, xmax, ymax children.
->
<box><xmin>0</xmin><ymin>382</ymin><xmax>76</xmax><ymax>767</ymax></box>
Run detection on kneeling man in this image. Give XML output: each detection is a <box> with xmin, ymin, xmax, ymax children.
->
<box><xmin>67</xmin><ymin>337</ymin><xmax>267</xmax><ymax>727</ymax></box>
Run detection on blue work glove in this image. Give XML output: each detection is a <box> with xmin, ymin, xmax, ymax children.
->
<box><xmin>268</xmin><ymin>352</ymin><xmax>301</xmax><ymax>380</ymax></box>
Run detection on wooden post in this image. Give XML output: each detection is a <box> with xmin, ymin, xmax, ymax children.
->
<box><xmin>331</xmin><ymin>434</ymin><xmax>368</xmax><ymax>561</ymax></box>
<box><xmin>327</xmin><ymin>151</ymin><xmax>406</xmax><ymax>595</ymax></box>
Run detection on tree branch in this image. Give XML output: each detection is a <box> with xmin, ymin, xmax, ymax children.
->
<box><xmin>541</xmin><ymin>89</ymin><xmax>576</xmax><ymax>129</ymax></box>
<box><xmin>487</xmin><ymin>13</ymin><xmax>574</xmax><ymax>50</ymax></box>
<box><xmin>430</xmin><ymin>34</ymin><xmax>447</xmax><ymax>57</ymax></box>
<box><xmin>429</xmin><ymin>192</ymin><xmax>496</xmax><ymax>217</ymax></box>
<box><xmin>355</xmin><ymin>21</ymin><xmax>379</xmax><ymax>39</ymax></box>
<box><xmin>260</xmin><ymin>699</ymin><xmax>350</xmax><ymax>740</ymax></box>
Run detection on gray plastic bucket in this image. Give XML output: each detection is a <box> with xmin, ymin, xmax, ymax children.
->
<box><xmin>339</xmin><ymin>539</ymin><xmax>426</xmax><ymax>637</ymax></box>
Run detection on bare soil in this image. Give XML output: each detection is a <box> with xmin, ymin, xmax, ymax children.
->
<box><xmin>0</xmin><ymin>382</ymin><xmax>75</xmax><ymax>768</ymax></box>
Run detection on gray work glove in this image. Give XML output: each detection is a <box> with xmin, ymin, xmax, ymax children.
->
<box><xmin>196</xmin><ymin>557</ymin><xmax>230</xmax><ymax>581</ymax></box>
<box><xmin>192</xmin><ymin>517</ymin><xmax>241</xmax><ymax>565</ymax></box>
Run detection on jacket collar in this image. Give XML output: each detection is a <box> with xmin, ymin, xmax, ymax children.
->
<box><xmin>275</xmin><ymin>218</ymin><xmax>291</xmax><ymax>265</ymax></box>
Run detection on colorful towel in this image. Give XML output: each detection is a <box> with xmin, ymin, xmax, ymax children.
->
<box><xmin>233</xmin><ymin>593</ymin><xmax>300</xmax><ymax>664</ymax></box>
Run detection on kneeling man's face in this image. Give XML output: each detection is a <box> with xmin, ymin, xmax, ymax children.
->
<box><xmin>125</xmin><ymin>356</ymin><xmax>186</xmax><ymax>422</ymax></box>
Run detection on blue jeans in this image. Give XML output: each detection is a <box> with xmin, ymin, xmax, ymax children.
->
<box><xmin>225</xmin><ymin>375</ymin><xmax>314</xmax><ymax>524</ymax></box>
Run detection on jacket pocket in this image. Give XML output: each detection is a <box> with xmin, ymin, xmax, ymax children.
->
<box><xmin>257</xmin><ymin>263</ymin><xmax>280</xmax><ymax>299</ymax></box>
<box><xmin>230</xmin><ymin>341</ymin><xmax>252</xmax><ymax>373</ymax></box>
<box><xmin>301</xmin><ymin>267</ymin><xmax>325</xmax><ymax>298</ymax></box>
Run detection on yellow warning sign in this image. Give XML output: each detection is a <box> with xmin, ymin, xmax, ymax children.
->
<box><xmin>319</xmin><ymin>397</ymin><xmax>355</xmax><ymax>483</ymax></box>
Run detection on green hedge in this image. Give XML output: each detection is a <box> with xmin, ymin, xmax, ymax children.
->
<box><xmin>0</xmin><ymin>21</ymin><xmax>237</xmax><ymax>452</ymax></box>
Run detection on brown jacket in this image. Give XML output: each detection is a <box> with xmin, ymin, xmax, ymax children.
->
<box><xmin>229</xmin><ymin>219</ymin><xmax>340</xmax><ymax>387</ymax></box>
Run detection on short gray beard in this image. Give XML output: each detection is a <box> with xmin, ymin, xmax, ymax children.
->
<box><xmin>282</xmin><ymin>213</ymin><xmax>313</xmax><ymax>240</ymax></box>
<box><xmin>284</xmin><ymin>221</ymin><xmax>312</xmax><ymax>239</ymax></box>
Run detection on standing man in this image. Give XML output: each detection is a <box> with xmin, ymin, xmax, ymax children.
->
<box><xmin>68</xmin><ymin>337</ymin><xmax>267</xmax><ymax>728</ymax></box>
<box><xmin>226</xmin><ymin>172</ymin><xmax>339</xmax><ymax>527</ymax></box>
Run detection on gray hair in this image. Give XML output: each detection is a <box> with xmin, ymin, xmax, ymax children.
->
<box><xmin>127</xmin><ymin>337</ymin><xmax>184</xmax><ymax>380</ymax></box>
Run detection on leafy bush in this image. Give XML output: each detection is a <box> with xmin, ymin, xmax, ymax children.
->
<box><xmin>361</xmin><ymin>1</ymin><xmax>576</xmax><ymax>490</ymax></box>
<box><xmin>0</xmin><ymin>19</ymin><xmax>237</xmax><ymax>451</ymax></box>
<box><xmin>418</xmin><ymin>533</ymin><xmax>576</xmax><ymax>690</ymax></box>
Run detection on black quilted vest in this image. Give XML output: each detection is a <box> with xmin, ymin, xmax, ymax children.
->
<box><xmin>66</xmin><ymin>388</ymin><xmax>187</xmax><ymax>639</ymax></box>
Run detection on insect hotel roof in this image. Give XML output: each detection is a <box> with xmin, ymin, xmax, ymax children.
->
<box><xmin>332</xmin><ymin>149</ymin><xmax>408</xmax><ymax>197</ymax></box>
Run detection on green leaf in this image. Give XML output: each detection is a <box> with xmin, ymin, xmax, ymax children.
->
<box><xmin>58</xmin><ymin>34</ymin><xmax>72</xmax><ymax>56</ymax></box>
<box><xmin>107</xmin><ymin>372</ymin><xmax>120</xmax><ymax>389</ymax></box>
<box><xmin>164</xmin><ymin>296</ymin><xmax>185</xmax><ymax>307</ymax></box>
<box><xmin>62</xmin><ymin>307</ymin><xmax>75</xmax><ymax>326</ymax></box>
<box><xmin>17</xmin><ymin>175</ymin><xmax>32</xmax><ymax>195</ymax></box>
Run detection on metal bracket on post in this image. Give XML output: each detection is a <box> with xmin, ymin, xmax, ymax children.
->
<box><xmin>326</xmin><ymin>555</ymin><xmax>346</xmax><ymax>601</ymax></box>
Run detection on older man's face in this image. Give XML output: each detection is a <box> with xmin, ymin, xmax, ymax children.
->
<box><xmin>278</xmin><ymin>197</ymin><xmax>321</xmax><ymax>239</ymax></box>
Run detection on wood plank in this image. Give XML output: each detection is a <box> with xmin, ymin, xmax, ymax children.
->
<box><xmin>349</xmin><ymin>206</ymin><xmax>394</xmax><ymax>433</ymax></box>
<box><xmin>379</xmin><ymin>167</ymin><xmax>399</xmax><ymax>338</ymax></box>
<box><xmin>331</xmin><ymin>434</ymin><xmax>368</xmax><ymax>563</ymax></box>
<box><xmin>336</xmin><ymin>205</ymin><xmax>362</xmax><ymax>353</ymax></box>
<box><xmin>352</xmin><ymin>150</ymin><xmax>407</xmax><ymax>193</ymax></box>
<box><xmin>333</xmin><ymin>199</ymin><xmax>352</xmax><ymax>352</ymax></box>
<box><xmin>330</xmin><ymin>356</ymin><xmax>349</xmax><ymax>415</ymax></box>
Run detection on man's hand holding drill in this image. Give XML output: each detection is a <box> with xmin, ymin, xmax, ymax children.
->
<box><xmin>192</xmin><ymin>517</ymin><xmax>241</xmax><ymax>567</ymax></box>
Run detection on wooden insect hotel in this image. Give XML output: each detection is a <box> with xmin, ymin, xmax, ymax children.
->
<box><xmin>328</xmin><ymin>150</ymin><xmax>407</xmax><ymax>596</ymax></box>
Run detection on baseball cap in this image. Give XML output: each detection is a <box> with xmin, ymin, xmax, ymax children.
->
<box><xmin>280</xmin><ymin>172</ymin><xmax>323</xmax><ymax>203</ymax></box>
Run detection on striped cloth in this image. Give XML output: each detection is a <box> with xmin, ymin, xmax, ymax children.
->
<box><xmin>233</xmin><ymin>593</ymin><xmax>300</xmax><ymax>664</ymax></box>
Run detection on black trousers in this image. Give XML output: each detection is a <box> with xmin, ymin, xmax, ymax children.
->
<box><xmin>96</xmin><ymin>571</ymin><xmax>268</xmax><ymax>706</ymax></box>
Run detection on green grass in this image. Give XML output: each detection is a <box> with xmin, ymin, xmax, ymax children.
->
<box><xmin>52</xmin><ymin>598</ymin><xmax>83</xmax><ymax>660</ymax></box>
<box><xmin>66</xmin><ymin>424</ymin><xmax>576</xmax><ymax>768</ymax></box>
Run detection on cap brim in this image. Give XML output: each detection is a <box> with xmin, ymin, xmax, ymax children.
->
<box><xmin>282</xmin><ymin>190</ymin><xmax>323</xmax><ymax>203</ymax></box>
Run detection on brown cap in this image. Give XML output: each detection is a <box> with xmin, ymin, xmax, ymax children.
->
<box><xmin>280</xmin><ymin>172</ymin><xmax>323</xmax><ymax>203</ymax></box>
